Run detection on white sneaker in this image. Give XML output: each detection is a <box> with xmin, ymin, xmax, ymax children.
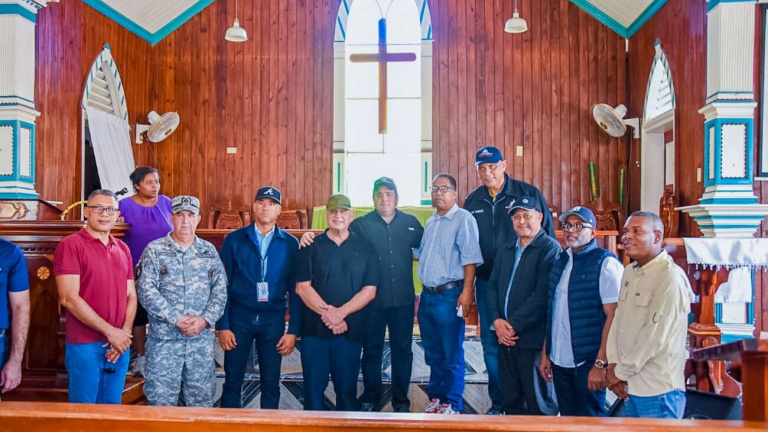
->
<box><xmin>437</xmin><ymin>404</ymin><xmax>458</xmax><ymax>414</ymax></box>
<box><xmin>130</xmin><ymin>354</ymin><xmax>145</xmax><ymax>377</ymax></box>
<box><xmin>424</xmin><ymin>398</ymin><xmax>441</xmax><ymax>413</ymax></box>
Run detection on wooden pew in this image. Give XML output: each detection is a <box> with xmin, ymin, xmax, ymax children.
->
<box><xmin>0</xmin><ymin>402</ymin><xmax>764</xmax><ymax>432</ymax></box>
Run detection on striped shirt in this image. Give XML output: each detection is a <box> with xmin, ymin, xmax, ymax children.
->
<box><xmin>415</xmin><ymin>204</ymin><xmax>483</xmax><ymax>287</ymax></box>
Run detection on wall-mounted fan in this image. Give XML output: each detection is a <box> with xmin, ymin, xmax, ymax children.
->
<box><xmin>593</xmin><ymin>104</ymin><xmax>640</xmax><ymax>139</ymax></box>
<box><xmin>135</xmin><ymin>111</ymin><xmax>180</xmax><ymax>144</ymax></box>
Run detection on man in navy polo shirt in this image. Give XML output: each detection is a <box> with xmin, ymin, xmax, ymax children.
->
<box><xmin>463</xmin><ymin>146</ymin><xmax>554</xmax><ymax>415</ymax></box>
<box><xmin>217</xmin><ymin>186</ymin><xmax>301</xmax><ymax>409</ymax></box>
<box><xmin>0</xmin><ymin>238</ymin><xmax>30</xmax><ymax>394</ymax></box>
<box><xmin>294</xmin><ymin>194</ymin><xmax>379</xmax><ymax>411</ymax></box>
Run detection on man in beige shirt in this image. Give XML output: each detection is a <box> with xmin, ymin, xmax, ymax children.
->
<box><xmin>606</xmin><ymin>211</ymin><xmax>692</xmax><ymax>419</ymax></box>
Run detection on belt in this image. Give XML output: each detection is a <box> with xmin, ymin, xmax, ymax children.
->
<box><xmin>422</xmin><ymin>280</ymin><xmax>462</xmax><ymax>295</ymax></box>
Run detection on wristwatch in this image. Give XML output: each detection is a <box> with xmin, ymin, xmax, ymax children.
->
<box><xmin>594</xmin><ymin>359</ymin><xmax>608</xmax><ymax>369</ymax></box>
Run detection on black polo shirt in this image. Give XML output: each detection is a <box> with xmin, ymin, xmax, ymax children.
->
<box><xmin>293</xmin><ymin>231</ymin><xmax>379</xmax><ymax>341</ymax></box>
<box><xmin>350</xmin><ymin>210</ymin><xmax>423</xmax><ymax>308</ymax></box>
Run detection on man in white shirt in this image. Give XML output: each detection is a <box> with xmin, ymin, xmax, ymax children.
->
<box><xmin>539</xmin><ymin>206</ymin><xmax>622</xmax><ymax>416</ymax></box>
<box><xmin>606</xmin><ymin>211</ymin><xmax>692</xmax><ymax>419</ymax></box>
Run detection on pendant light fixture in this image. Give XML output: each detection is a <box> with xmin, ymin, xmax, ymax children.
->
<box><xmin>504</xmin><ymin>0</ymin><xmax>528</xmax><ymax>34</ymax></box>
<box><xmin>225</xmin><ymin>0</ymin><xmax>247</xmax><ymax>42</ymax></box>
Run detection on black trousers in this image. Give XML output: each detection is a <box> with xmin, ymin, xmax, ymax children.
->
<box><xmin>360</xmin><ymin>305</ymin><xmax>414</xmax><ymax>410</ymax></box>
<box><xmin>499</xmin><ymin>345</ymin><xmax>542</xmax><ymax>415</ymax></box>
<box><xmin>552</xmin><ymin>362</ymin><xmax>607</xmax><ymax>416</ymax></box>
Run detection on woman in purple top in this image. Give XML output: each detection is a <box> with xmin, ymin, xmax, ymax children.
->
<box><xmin>118</xmin><ymin>166</ymin><xmax>172</xmax><ymax>375</ymax></box>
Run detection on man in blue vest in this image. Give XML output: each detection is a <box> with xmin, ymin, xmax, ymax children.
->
<box><xmin>538</xmin><ymin>206</ymin><xmax>622</xmax><ymax>416</ymax></box>
<box><xmin>217</xmin><ymin>186</ymin><xmax>301</xmax><ymax>409</ymax></box>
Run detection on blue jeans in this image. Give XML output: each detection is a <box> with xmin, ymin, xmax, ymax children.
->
<box><xmin>417</xmin><ymin>288</ymin><xmax>465</xmax><ymax>411</ymax></box>
<box><xmin>221</xmin><ymin>310</ymin><xmax>285</xmax><ymax>409</ymax></box>
<box><xmin>360</xmin><ymin>304</ymin><xmax>414</xmax><ymax>410</ymax></box>
<box><xmin>65</xmin><ymin>342</ymin><xmax>130</xmax><ymax>404</ymax></box>
<box><xmin>624</xmin><ymin>390</ymin><xmax>686</xmax><ymax>419</ymax></box>
<box><xmin>474</xmin><ymin>278</ymin><xmax>501</xmax><ymax>410</ymax></box>
<box><xmin>301</xmin><ymin>335</ymin><xmax>362</xmax><ymax>411</ymax></box>
<box><xmin>0</xmin><ymin>333</ymin><xmax>7</xmax><ymax>370</ymax></box>
<box><xmin>552</xmin><ymin>362</ymin><xmax>606</xmax><ymax>416</ymax></box>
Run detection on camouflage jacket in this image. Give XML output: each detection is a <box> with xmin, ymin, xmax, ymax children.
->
<box><xmin>137</xmin><ymin>234</ymin><xmax>227</xmax><ymax>340</ymax></box>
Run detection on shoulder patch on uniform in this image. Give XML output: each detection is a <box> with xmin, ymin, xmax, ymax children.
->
<box><xmin>196</xmin><ymin>251</ymin><xmax>217</xmax><ymax>259</ymax></box>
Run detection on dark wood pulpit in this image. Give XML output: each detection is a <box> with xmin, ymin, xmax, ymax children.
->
<box><xmin>0</xmin><ymin>221</ymin><xmax>144</xmax><ymax>403</ymax></box>
<box><xmin>692</xmin><ymin>339</ymin><xmax>768</xmax><ymax>422</ymax></box>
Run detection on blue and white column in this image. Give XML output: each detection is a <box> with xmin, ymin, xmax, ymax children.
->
<box><xmin>679</xmin><ymin>0</ymin><xmax>768</xmax><ymax>238</ymax></box>
<box><xmin>0</xmin><ymin>0</ymin><xmax>52</xmax><ymax>201</ymax></box>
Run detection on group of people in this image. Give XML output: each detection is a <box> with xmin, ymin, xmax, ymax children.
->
<box><xmin>0</xmin><ymin>146</ymin><xmax>693</xmax><ymax>419</ymax></box>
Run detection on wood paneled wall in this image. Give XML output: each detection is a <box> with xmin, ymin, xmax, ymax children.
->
<box><xmin>629</xmin><ymin>0</ymin><xmax>767</xmax><ymax>333</ymax></box>
<box><xmin>627</xmin><ymin>0</ymin><xmax>707</xmax><ymax>237</ymax></box>
<box><xmin>35</xmin><ymin>3</ymin><xmax>153</xmax><ymax>208</ymax></box>
<box><xmin>35</xmin><ymin>0</ymin><xmax>336</xmax><ymax>220</ymax></box>
<box><xmin>431</xmin><ymin>0</ymin><xmax>628</xmax><ymax>213</ymax></box>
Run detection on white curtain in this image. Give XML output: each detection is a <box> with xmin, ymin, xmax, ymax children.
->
<box><xmin>86</xmin><ymin>107</ymin><xmax>135</xmax><ymax>196</ymax></box>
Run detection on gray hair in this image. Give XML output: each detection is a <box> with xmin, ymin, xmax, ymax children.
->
<box><xmin>87</xmin><ymin>189</ymin><xmax>118</xmax><ymax>203</ymax></box>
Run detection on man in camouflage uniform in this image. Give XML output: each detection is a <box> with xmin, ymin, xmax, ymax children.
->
<box><xmin>137</xmin><ymin>195</ymin><xmax>227</xmax><ymax>407</ymax></box>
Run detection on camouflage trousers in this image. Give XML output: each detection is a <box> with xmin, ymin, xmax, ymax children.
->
<box><xmin>144</xmin><ymin>333</ymin><xmax>216</xmax><ymax>407</ymax></box>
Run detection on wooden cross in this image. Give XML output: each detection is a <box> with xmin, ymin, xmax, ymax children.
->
<box><xmin>349</xmin><ymin>18</ymin><xmax>417</xmax><ymax>134</ymax></box>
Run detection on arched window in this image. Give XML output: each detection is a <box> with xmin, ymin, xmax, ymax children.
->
<box><xmin>81</xmin><ymin>44</ymin><xmax>135</xmax><ymax>201</ymax></box>
<box><xmin>333</xmin><ymin>0</ymin><xmax>433</xmax><ymax>206</ymax></box>
<box><xmin>640</xmin><ymin>42</ymin><xmax>676</xmax><ymax>212</ymax></box>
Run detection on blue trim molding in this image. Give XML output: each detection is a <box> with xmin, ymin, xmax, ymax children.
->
<box><xmin>703</xmin><ymin>117</ymin><xmax>755</xmax><ymax>188</ymax></box>
<box><xmin>569</xmin><ymin>0</ymin><xmax>670</xmax><ymax>39</ymax></box>
<box><xmin>0</xmin><ymin>4</ymin><xmax>36</xmax><ymax>23</ymax></box>
<box><xmin>0</xmin><ymin>120</ymin><xmax>37</xmax><ymax>199</ymax></box>
<box><xmin>81</xmin><ymin>0</ymin><xmax>215</xmax><ymax>46</ymax></box>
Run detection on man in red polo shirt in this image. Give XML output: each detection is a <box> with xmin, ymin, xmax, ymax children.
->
<box><xmin>54</xmin><ymin>189</ymin><xmax>137</xmax><ymax>404</ymax></box>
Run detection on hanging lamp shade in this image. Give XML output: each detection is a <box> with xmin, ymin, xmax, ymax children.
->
<box><xmin>225</xmin><ymin>18</ymin><xmax>247</xmax><ymax>42</ymax></box>
<box><xmin>504</xmin><ymin>11</ymin><xmax>528</xmax><ymax>34</ymax></box>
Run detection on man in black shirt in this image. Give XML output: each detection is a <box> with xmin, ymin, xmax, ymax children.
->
<box><xmin>299</xmin><ymin>178</ymin><xmax>423</xmax><ymax>412</ymax></box>
<box><xmin>294</xmin><ymin>194</ymin><xmax>379</xmax><ymax>411</ymax></box>
<box><xmin>354</xmin><ymin>178</ymin><xmax>423</xmax><ymax>412</ymax></box>
<box><xmin>463</xmin><ymin>146</ymin><xmax>554</xmax><ymax>414</ymax></box>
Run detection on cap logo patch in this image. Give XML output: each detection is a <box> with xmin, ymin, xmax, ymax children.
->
<box><xmin>264</xmin><ymin>188</ymin><xmax>274</xmax><ymax>195</ymax></box>
<box><xmin>573</xmin><ymin>206</ymin><xmax>581</xmax><ymax>211</ymax></box>
<box><xmin>479</xmin><ymin>148</ymin><xmax>492</xmax><ymax>157</ymax></box>
<box><xmin>522</xmin><ymin>198</ymin><xmax>529</xmax><ymax>204</ymax></box>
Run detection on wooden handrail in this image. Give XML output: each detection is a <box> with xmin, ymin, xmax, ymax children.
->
<box><xmin>0</xmin><ymin>402</ymin><xmax>763</xmax><ymax>432</ymax></box>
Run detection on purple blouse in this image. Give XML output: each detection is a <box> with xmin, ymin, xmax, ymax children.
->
<box><xmin>118</xmin><ymin>194</ymin><xmax>173</xmax><ymax>267</ymax></box>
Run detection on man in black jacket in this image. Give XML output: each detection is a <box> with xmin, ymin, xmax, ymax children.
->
<box><xmin>487</xmin><ymin>196</ymin><xmax>561</xmax><ymax>415</ymax></box>
<box><xmin>464</xmin><ymin>146</ymin><xmax>554</xmax><ymax>414</ymax></box>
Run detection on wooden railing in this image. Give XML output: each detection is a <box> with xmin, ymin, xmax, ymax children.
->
<box><xmin>0</xmin><ymin>402</ymin><xmax>764</xmax><ymax>432</ymax></box>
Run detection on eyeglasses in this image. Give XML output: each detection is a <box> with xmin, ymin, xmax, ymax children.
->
<box><xmin>562</xmin><ymin>222</ymin><xmax>593</xmax><ymax>232</ymax></box>
<box><xmin>430</xmin><ymin>185</ymin><xmax>456</xmax><ymax>193</ymax></box>
<box><xmin>87</xmin><ymin>206</ymin><xmax>118</xmax><ymax>215</ymax></box>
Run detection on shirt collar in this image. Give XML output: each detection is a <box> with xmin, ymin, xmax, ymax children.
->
<box><xmin>78</xmin><ymin>228</ymin><xmax>117</xmax><ymax>247</ymax></box>
<box><xmin>254</xmin><ymin>224</ymin><xmax>276</xmax><ymax>239</ymax></box>
<box><xmin>631</xmin><ymin>249</ymin><xmax>669</xmax><ymax>272</ymax></box>
<box><xmin>433</xmin><ymin>203</ymin><xmax>459</xmax><ymax>221</ymax></box>
<box><xmin>163</xmin><ymin>232</ymin><xmax>200</xmax><ymax>252</ymax></box>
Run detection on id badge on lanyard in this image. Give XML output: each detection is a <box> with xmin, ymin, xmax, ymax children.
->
<box><xmin>257</xmin><ymin>282</ymin><xmax>269</xmax><ymax>302</ymax></box>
